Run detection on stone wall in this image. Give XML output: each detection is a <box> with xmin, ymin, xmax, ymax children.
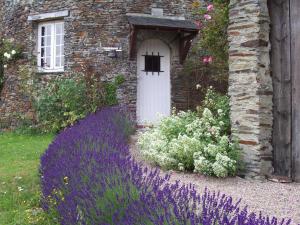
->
<box><xmin>0</xmin><ymin>0</ymin><xmax>196</xmax><ymax>129</ymax></box>
<box><xmin>228</xmin><ymin>0</ymin><xmax>273</xmax><ymax>178</ymax></box>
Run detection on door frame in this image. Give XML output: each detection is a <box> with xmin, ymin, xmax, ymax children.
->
<box><xmin>269</xmin><ymin>0</ymin><xmax>300</xmax><ymax>181</ymax></box>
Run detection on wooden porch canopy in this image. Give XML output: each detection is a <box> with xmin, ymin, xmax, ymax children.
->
<box><xmin>127</xmin><ymin>14</ymin><xmax>199</xmax><ymax>64</ymax></box>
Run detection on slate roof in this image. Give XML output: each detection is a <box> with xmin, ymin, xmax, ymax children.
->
<box><xmin>127</xmin><ymin>15</ymin><xmax>199</xmax><ymax>31</ymax></box>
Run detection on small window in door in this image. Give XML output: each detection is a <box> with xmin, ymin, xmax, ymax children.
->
<box><xmin>143</xmin><ymin>53</ymin><xmax>164</xmax><ymax>74</ymax></box>
<box><xmin>145</xmin><ymin>55</ymin><xmax>161</xmax><ymax>72</ymax></box>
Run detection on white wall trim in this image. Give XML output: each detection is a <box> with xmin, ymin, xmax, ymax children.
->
<box><xmin>28</xmin><ymin>10</ymin><xmax>69</xmax><ymax>22</ymax></box>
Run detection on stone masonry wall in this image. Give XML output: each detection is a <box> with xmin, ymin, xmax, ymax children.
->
<box><xmin>228</xmin><ymin>0</ymin><xmax>273</xmax><ymax>178</ymax></box>
<box><xmin>0</xmin><ymin>0</ymin><xmax>196</xmax><ymax>129</ymax></box>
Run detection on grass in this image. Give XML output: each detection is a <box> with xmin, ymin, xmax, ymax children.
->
<box><xmin>0</xmin><ymin>132</ymin><xmax>56</xmax><ymax>225</ymax></box>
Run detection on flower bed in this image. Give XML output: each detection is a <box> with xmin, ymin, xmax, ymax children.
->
<box><xmin>40</xmin><ymin>107</ymin><xmax>292</xmax><ymax>224</ymax></box>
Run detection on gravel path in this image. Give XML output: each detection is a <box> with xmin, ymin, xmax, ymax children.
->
<box><xmin>130</xmin><ymin>135</ymin><xmax>300</xmax><ymax>224</ymax></box>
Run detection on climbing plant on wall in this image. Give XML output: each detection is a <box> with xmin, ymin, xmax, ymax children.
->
<box><xmin>183</xmin><ymin>0</ymin><xmax>230</xmax><ymax>108</ymax></box>
<box><xmin>193</xmin><ymin>0</ymin><xmax>230</xmax><ymax>68</ymax></box>
<box><xmin>0</xmin><ymin>38</ymin><xmax>22</xmax><ymax>93</ymax></box>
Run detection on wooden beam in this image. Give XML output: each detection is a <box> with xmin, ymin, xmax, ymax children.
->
<box><xmin>129</xmin><ymin>25</ymin><xmax>137</xmax><ymax>60</ymax></box>
<box><xmin>133</xmin><ymin>25</ymin><xmax>198</xmax><ymax>33</ymax></box>
<box><xmin>269</xmin><ymin>0</ymin><xmax>292</xmax><ymax>178</ymax></box>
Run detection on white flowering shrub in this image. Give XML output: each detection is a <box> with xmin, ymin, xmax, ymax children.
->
<box><xmin>138</xmin><ymin>88</ymin><xmax>239</xmax><ymax>178</ymax></box>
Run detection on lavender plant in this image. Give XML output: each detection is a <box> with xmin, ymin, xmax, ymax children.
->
<box><xmin>40</xmin><ymin>107</ymin><xmax>293</xmax><ymax>225</ymax></box>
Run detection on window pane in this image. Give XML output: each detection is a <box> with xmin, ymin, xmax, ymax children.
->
<box><xmin>46</xmin><ymin>36</ymin><xmax>51</xmax><ymax>46</ymax></box>
<box><xmin>56</xmin><ymin>46</ymin><xmax>61</xmax><ymax>56</ymax></box>
<box><xmin>46</xmin><ymin>25</ymin><xmax>51</xmax><ymax>35</ymax></box>
<box><xmin>41</xmin><ymin>48</ymin><xmax>45</xmax><ymax>57</ymax></box>
<box><xmin>56</xmin><ymin>24</ymin><xmax>63</xmax><ymax>35</ymax></box>
<box><xmin>56</xmin><ymin>36</ymin><xmax>61</xmax><ymax>45</ymax></box>
<box><xmin>45</xmin><ymin>57</ymin><xmax>51</xmax><ymax>68</ymax></box>
<box><xmin>56</xmin><ymin>57</ymin><xmax>61</xmax><ymax>67</ymax></box>
<box><xmin>41</xmin><ymin>27</ymin><xmax>45</xmax><ymax>36</ymax></box>
<box><xmin>41</xmin><ymin>58</ymin><xmax>45</xmax><ymax>67</ymax></box>
<box><xmin>46</xmin><ymin>47</ymin><xmax>51</xmax><ymax>57</ymax></box>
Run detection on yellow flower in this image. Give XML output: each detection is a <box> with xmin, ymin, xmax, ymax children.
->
<box><xmin>63</xmin><ymin>176</ymin><xmax>69</xmax><ymax>184</ymax></box>
<box><xmin>192</xmin><ymin>1</ymin><xmax>201</xmax><ymax>8</ymax></box>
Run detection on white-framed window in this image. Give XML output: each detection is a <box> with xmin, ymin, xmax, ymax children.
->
<box><xmin>38</xmin><ymin>21</ymin><xmax>64</xmax><ymax>72</ymax></box>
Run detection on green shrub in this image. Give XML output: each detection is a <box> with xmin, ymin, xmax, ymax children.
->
<box><xmin>34</xmin><ymin>74</ymin><xmax>125</xmax><ymax>133</ymax></box>
<box><xmin>35</xmin><ymin>75</ymin><xmax>90</xmax><ymax>132</ymax></box>
<box><xmin>138</xmin><ymin>88</ymin><xmax>239</xmax><ymax>178</ymax></box>
<box><xmin>104</xmin><ymin>75</ymin><xmax>125</xmax><ymax>106</ymax></box>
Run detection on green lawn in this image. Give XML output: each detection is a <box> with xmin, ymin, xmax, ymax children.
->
<box><xmin>0</xmin><ymin>132</ymin><xmax>55</xmax><ymax>225</ymax></box>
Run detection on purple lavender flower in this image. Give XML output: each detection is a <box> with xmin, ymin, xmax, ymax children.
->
<box><xmin>40</xmin><ymin>107</ymin><xmax>294</xmax><ymax>225</ymax></box>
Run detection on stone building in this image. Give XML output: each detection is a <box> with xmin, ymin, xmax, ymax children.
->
<box><xmin>0</xmin><ymin>0</ymin><xmax>199</xmax><ymax>127</ymax></box>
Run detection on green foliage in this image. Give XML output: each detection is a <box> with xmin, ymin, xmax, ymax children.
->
<box><xmin>35</xmin><ymin>76</ymin><xmax>84</xmax><ymax>132</ymax></box>
<box><xmin>34</xmin><ymin>74</ymin><xmax>103</xmax><ymax>133</ymax></box>
<box><xmin>192</xmin><ymin>0</ymin><xmax>229</xmax><ymax>67</ymax></box>
<box><xmin>0</xmin><ymin>133</ymin><xmax>56</xmax><ymax>225</ymax></box>
<box><xmin>138</xmin><ymin>89</ymin><xmax>239</xmax><ymax>178</ymax></box>
<box><xmin>183</xmin><ymin>1</ymin><xmax>230</xmax><ymax>107</ymax></box>
<box><xmin>33</xmin><ymin>74</ymin><xmax>125</xmax><ymax>133</ymax></box>
<box><xmin>0</xmin><ymin>38</ymin><xmax>22</xmax><ymax>93</ymax></box>
<box><xmin>104</xmin><ymin>75</ymin><xmax>125</xmax><ymax>106</ymax></box>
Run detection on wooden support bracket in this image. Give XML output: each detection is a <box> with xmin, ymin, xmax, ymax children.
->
<box><xmin>129</xmin><ymin>25</ymin><xmax>138</xmax><ymax>60</ymax></box>
<box><xmin>179</xmin><ymin>33</ymin><xmax>197</xmax><ymax>64</ymax></box>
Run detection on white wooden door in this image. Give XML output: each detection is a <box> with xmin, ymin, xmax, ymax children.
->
<box><xmin>137</xmin><ymin>39</ymin><xmax>171</xmax><ymax>125</ymax></box>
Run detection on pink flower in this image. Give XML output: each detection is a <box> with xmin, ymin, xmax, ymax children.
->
<box><xmin>207</xmin><ymin>4</ymin><xmax>214</xmax><ymax>12</ymax></box>
<box><xmin>202</xmin><ymin>56</ymin><xmax>213</xmax><ymax>64</ymax></box>
<box><xmin>194</xmin><ymin>20</ymin><xmax>202</xmax><ymax>28</ymax></box>
<box><xmin>204</xmin><ymin>14</ymin><xmax>212</xmax><ymax>20</ymax></box>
